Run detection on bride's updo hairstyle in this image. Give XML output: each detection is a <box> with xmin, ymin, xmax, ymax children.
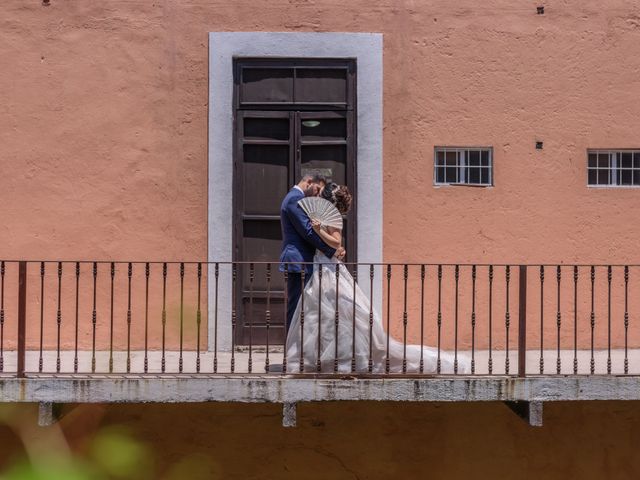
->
<box><xmin>321</xmin><ymin>182</ymin><xmax>353</xmax><ymax>215</ymax></box>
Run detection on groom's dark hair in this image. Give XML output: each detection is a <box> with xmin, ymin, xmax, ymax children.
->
<box><xmin>302</xmin><ymin>173</ymin><xmax>327</xmax><ymax>184</ymax></box>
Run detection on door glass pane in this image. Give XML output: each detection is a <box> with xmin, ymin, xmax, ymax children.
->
<box><xmin>300</xmin><ymin>145</ymin><xmax>346</xmax><ymax>184</ymax></box>
<box><xmin>243</xmin><ymin>145</ymin><xmax>289</xmax><ymax>214</ymax></box>
<box><xmin>295</xmin><ymin>68</ymin><xmax>347</xmax><ymax>104</ymax></box>
<box><xmin>244</xmin><ymin>118</ymin><xmax>289</xmax><ymax>141</ymax></box>
<box><xmin>300</xmin><ymin>118</ymin><xmax>346</xmax><ymax>141</ymax></box>
<box><xmin>241</xmin><ymin>68</ymin><xmax>294</xmax><ymax>103</ymax></box>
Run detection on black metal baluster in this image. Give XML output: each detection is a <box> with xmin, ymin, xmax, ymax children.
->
<box><xmin>590</xmin><ymin>266</ymin><xmax>595</xmax><ymax>374</ymax></box>
<box><xmin>213</xmin><ymin>263</ymin><xmax>219</xmax><ymax>373</ymax></box>
<box><xmin>624</xmin><ymin>266</ymin><xmax>629</xmax><ymax>374</ymax></box>
<box><xmin>437</xmin><ymin>265</ymin><xmax>442</xmax><ymax>374</ymax></box>
<box><xmin>265</xmin><ymin>263</ymin><xmax>271</xmax><ymax>373</ymax></box>
<box><xmin>454</xmin><ymin>265</ymin><xmax>459</xmax><ymax>374</ymax></box>
<box><xmin>162</xmin><ymin>262</ymin><xmax>167</xmax><ymax>374</ymax></box>
<box><xmin>573</xmin><ymin>266</ymin><xmax>578</xmax><ymax>374</ymax></box>
<box><xmin>539</xmin><ymin>266</ymin><xmax>544</xmax><ymax>374</ymax></box>
<box><xmin>317</xmin><ymin>263</ymin><xmax>323</xmax><ymax>373</ymax></box>
<box><xmin>505</xmin><ymin>266</ymin><xmax>511</xmax><ymax>375</ymax></box>
<box><xmin>488</xmin><ymin>265</ymin><xmax>493</xmax><ymax>374</ymax></box>
<box><xmin>334</xmin><ymin>264</ymin><xmax>340</xmax><ymax>373</ymax></box>
<box><xmin>368</xmin><ymin>265</ymin><xmax>374</xmax><ymax>373</ymax></box>
<box><xmin>471</xmin><ymin>265</ymin><xmax>476</xmax><ymax>375</ymax></box>
<box><xmin>144</xmin><ymin>263</ymin><xmax>149</xmax><ymax>373</ymax></box>
<box><xmin>17</xmin><ymin>263</ymin><xmax>25</xmax><ymax>378</ymax></box>
<box><xmin>231</xmin><ymin>264</ymin><xmax>236</xmax><ymax>374</ymax></box>
<box><xmin>556</xmin><ymin>266</ymin><xmax>561</xmax><ymax>374</ymax></box>
<box><xmin>419</xmin><ymin>265</ymin><xmax>425</xmax><ymax>374</ymax></box>
<box><xmin>607</xmin><ymin>265</ymin><xmax>612</xmax><ymax>374</ymax></box>
<box><xmin>74</xmin><ymin>262</ymin><xmax>80</xmax><ymax>373</ymax></box>
<box><xmin>248</xmin><ymin>263</ymin><xmax>254</xmax><ymax>373</ymax></box>
<box><xmin>196</xmin><ymin>263</ymin><xmax>202</xmax><ymax>373</ymax></box>
<box><xmin>179</xmin><ymin>262</ymin><xmax>184</xmax><ymax>373</ymax></box>
<box><xmin>56</xmin><ymin>262</ymin><xmax>62</xmax><ymax>373</ymax></box>
<box><xmin>351</xmin><ymin>265</ymin><xmax>357</xmax><ymax>373</ymax></box>
<box><xmin>91</xmin><ymin>262</ymin><xmax>97</xmax><ymax>373</ymax></box>
<box><xmin>39</xmin><ymin>262</ymin><xmax>45</xmax><ymax>373</ymax></box>
<box><xmin>0</xmin><ymin>261</ymin><xmax>5</xmax><ymax>372</ymax></box>
<box><xmin>109</xmin><ymin>262</ymin><xmax>114</xmax><ymax>373</ymax></box>
<box><xmin>299</xmin><ymin>268</ymin><xmax>305</xmax><ymax>373</ymax></box>
<box><xmin>282</xmin><ymin>265</ymin><xmax>287</xmax><ymax>374</ymax></box>
<box><xmin>385</xmin><ymin>265</ymin><xmax>391</xmax><ymax>374</ymax></box>
<box><xmin>126</xmin><ymin>263</ymin><xmax>132</xmax><ymax>374</ymax></box>
<box><xmin>402</xmin><ymin>264</ymin><xmax>408</xmax><ymax>374</ymax></box>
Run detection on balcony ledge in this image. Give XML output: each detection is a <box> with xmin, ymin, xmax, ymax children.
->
<box><xmin>0</xmin><ymin>375</ymin><xmax>639</xmax><ymax>404</ymax></box>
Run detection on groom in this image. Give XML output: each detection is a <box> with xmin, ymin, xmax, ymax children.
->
<box><xmin>280</xmin><ymin>174</ymin><xmax>345</xmax><ymax>331</ymax></box>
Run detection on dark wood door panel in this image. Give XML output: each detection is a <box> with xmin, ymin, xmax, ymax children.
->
<box><xmin>242</xmin><ymin>145</ymin><xmax>290</xmax><ymax>215</ymax></box>
<box><xmin>240</xmin><ymin>299</ymin><xmax>286</xmax><ymax>345</ymax></box>
<box><xmin>233</xmin><ymin>58</ymin><xmax>357</xmax><ymax>346</ymax></box>
<box><xmin>240</xmin><ymin>219</ymin><xmax>285</xmax><ymax>292</ymax></box>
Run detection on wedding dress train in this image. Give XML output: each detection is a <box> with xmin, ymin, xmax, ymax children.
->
<box><xmin>285</xmin><ymin>252</ymin><xmax>471</xmax><ymax>374</ymax></box>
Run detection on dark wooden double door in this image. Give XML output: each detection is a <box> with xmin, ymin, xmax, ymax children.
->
<box><xmin>233</xmin><ymin>58</ymin><xmax>357</xmax><ymax>345</ymax></box>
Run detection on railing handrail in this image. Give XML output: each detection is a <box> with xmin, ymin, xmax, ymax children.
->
<box><xmin>3</xmin><ymin>260</ymin><xmax>640</xmax><ymax>267</ymax></box>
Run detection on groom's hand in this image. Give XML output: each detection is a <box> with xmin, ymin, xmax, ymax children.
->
<box><xmin>335</xmin><ymin>247</ymin><xmax>346</xmax><ymax>260</ymax></box>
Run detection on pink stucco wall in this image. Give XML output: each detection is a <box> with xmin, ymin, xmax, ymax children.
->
<box><xmin>2</xmin><ymin>1</ymin><xmax>639</xmax><ymax>263</ymax></box>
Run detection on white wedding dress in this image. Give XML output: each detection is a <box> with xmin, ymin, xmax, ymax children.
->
<box><xmin>285</xmin><ymin>252</ymin><xmax>471</xmax><ymax>374</ymax></box>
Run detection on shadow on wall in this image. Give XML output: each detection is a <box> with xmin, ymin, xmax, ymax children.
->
<box><xmin>0</xmin><ymin>401</ymin><xmax>637</xmax><ymax>479</ymax></box>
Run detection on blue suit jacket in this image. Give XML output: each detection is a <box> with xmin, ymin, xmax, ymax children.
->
<box><xmin>279</xmin><ymin>188</ymin><xmax>336</xmax><ymax>274</ymax></box>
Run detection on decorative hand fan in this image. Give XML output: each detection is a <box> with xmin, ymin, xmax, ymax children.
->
<box><xmin>298</xmin><ymin>197</ymin><xmax>343</xmax><ymax>230</ymax></box>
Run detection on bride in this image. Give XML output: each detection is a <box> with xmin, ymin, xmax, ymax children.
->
<box><xmin>285</xmin><ymin>182</ymin><xmax>470</xmax><ymax>374</ymax></box>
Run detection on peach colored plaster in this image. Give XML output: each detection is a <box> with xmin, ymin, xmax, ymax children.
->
<box><xmin>1</xmin><ymin>0</ymin><xmax>640</xmax><ymax>351</ymax></box>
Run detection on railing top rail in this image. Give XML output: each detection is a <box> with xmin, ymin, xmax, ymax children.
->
<box><xmin>2</xmin><ymin>260</ymin><xmax>640</xmax><ymax>267</ymax></box>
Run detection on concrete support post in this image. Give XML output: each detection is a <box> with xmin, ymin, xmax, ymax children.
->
<box><xmin>283</xmin><ymin>402</ymin><xmax>297</xmax><ymax>427</ymax></box>
<box><xmin>38</xmin><ymin>402</ymin><xmax>56</xmax><ymax>427</ymax></box>
<box><xmin>505</xmin><ymin>401</ymin><xmax>543</xmax><ymax>427</ymax></box>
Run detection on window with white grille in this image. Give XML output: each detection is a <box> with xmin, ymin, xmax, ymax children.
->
<box><xmin>588</xmin><ymin>150</ymin><xmax>640</xmax><ymax>187</ymax></box>
<box><xmin>434</xmin><ymin>147</ymin><xmax>493</xmax><ymax>186</ymax></box>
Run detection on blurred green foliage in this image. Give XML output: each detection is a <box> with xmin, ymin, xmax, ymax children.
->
<box><xmin>0</xmin><ymin>405</ymin><xmax>212</xmax><ymax>480</ymax></box>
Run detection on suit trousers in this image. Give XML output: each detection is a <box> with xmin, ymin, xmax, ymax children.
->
<box><xmin>286</xmin><ymin>270</ymin><xmax>313</xmax><ymax>333</ymax></box>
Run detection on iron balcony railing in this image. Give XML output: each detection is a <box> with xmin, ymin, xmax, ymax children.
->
<box><xmin>0</xmin><ymin>260</ymin><xmax>638</xmax><ymax>377</ymax></box>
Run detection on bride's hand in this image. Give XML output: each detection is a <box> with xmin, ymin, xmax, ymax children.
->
<box><xmin>311</xmin><ymin>219</ymin><xmax>322</xmax><ymax>232</ymax></box>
